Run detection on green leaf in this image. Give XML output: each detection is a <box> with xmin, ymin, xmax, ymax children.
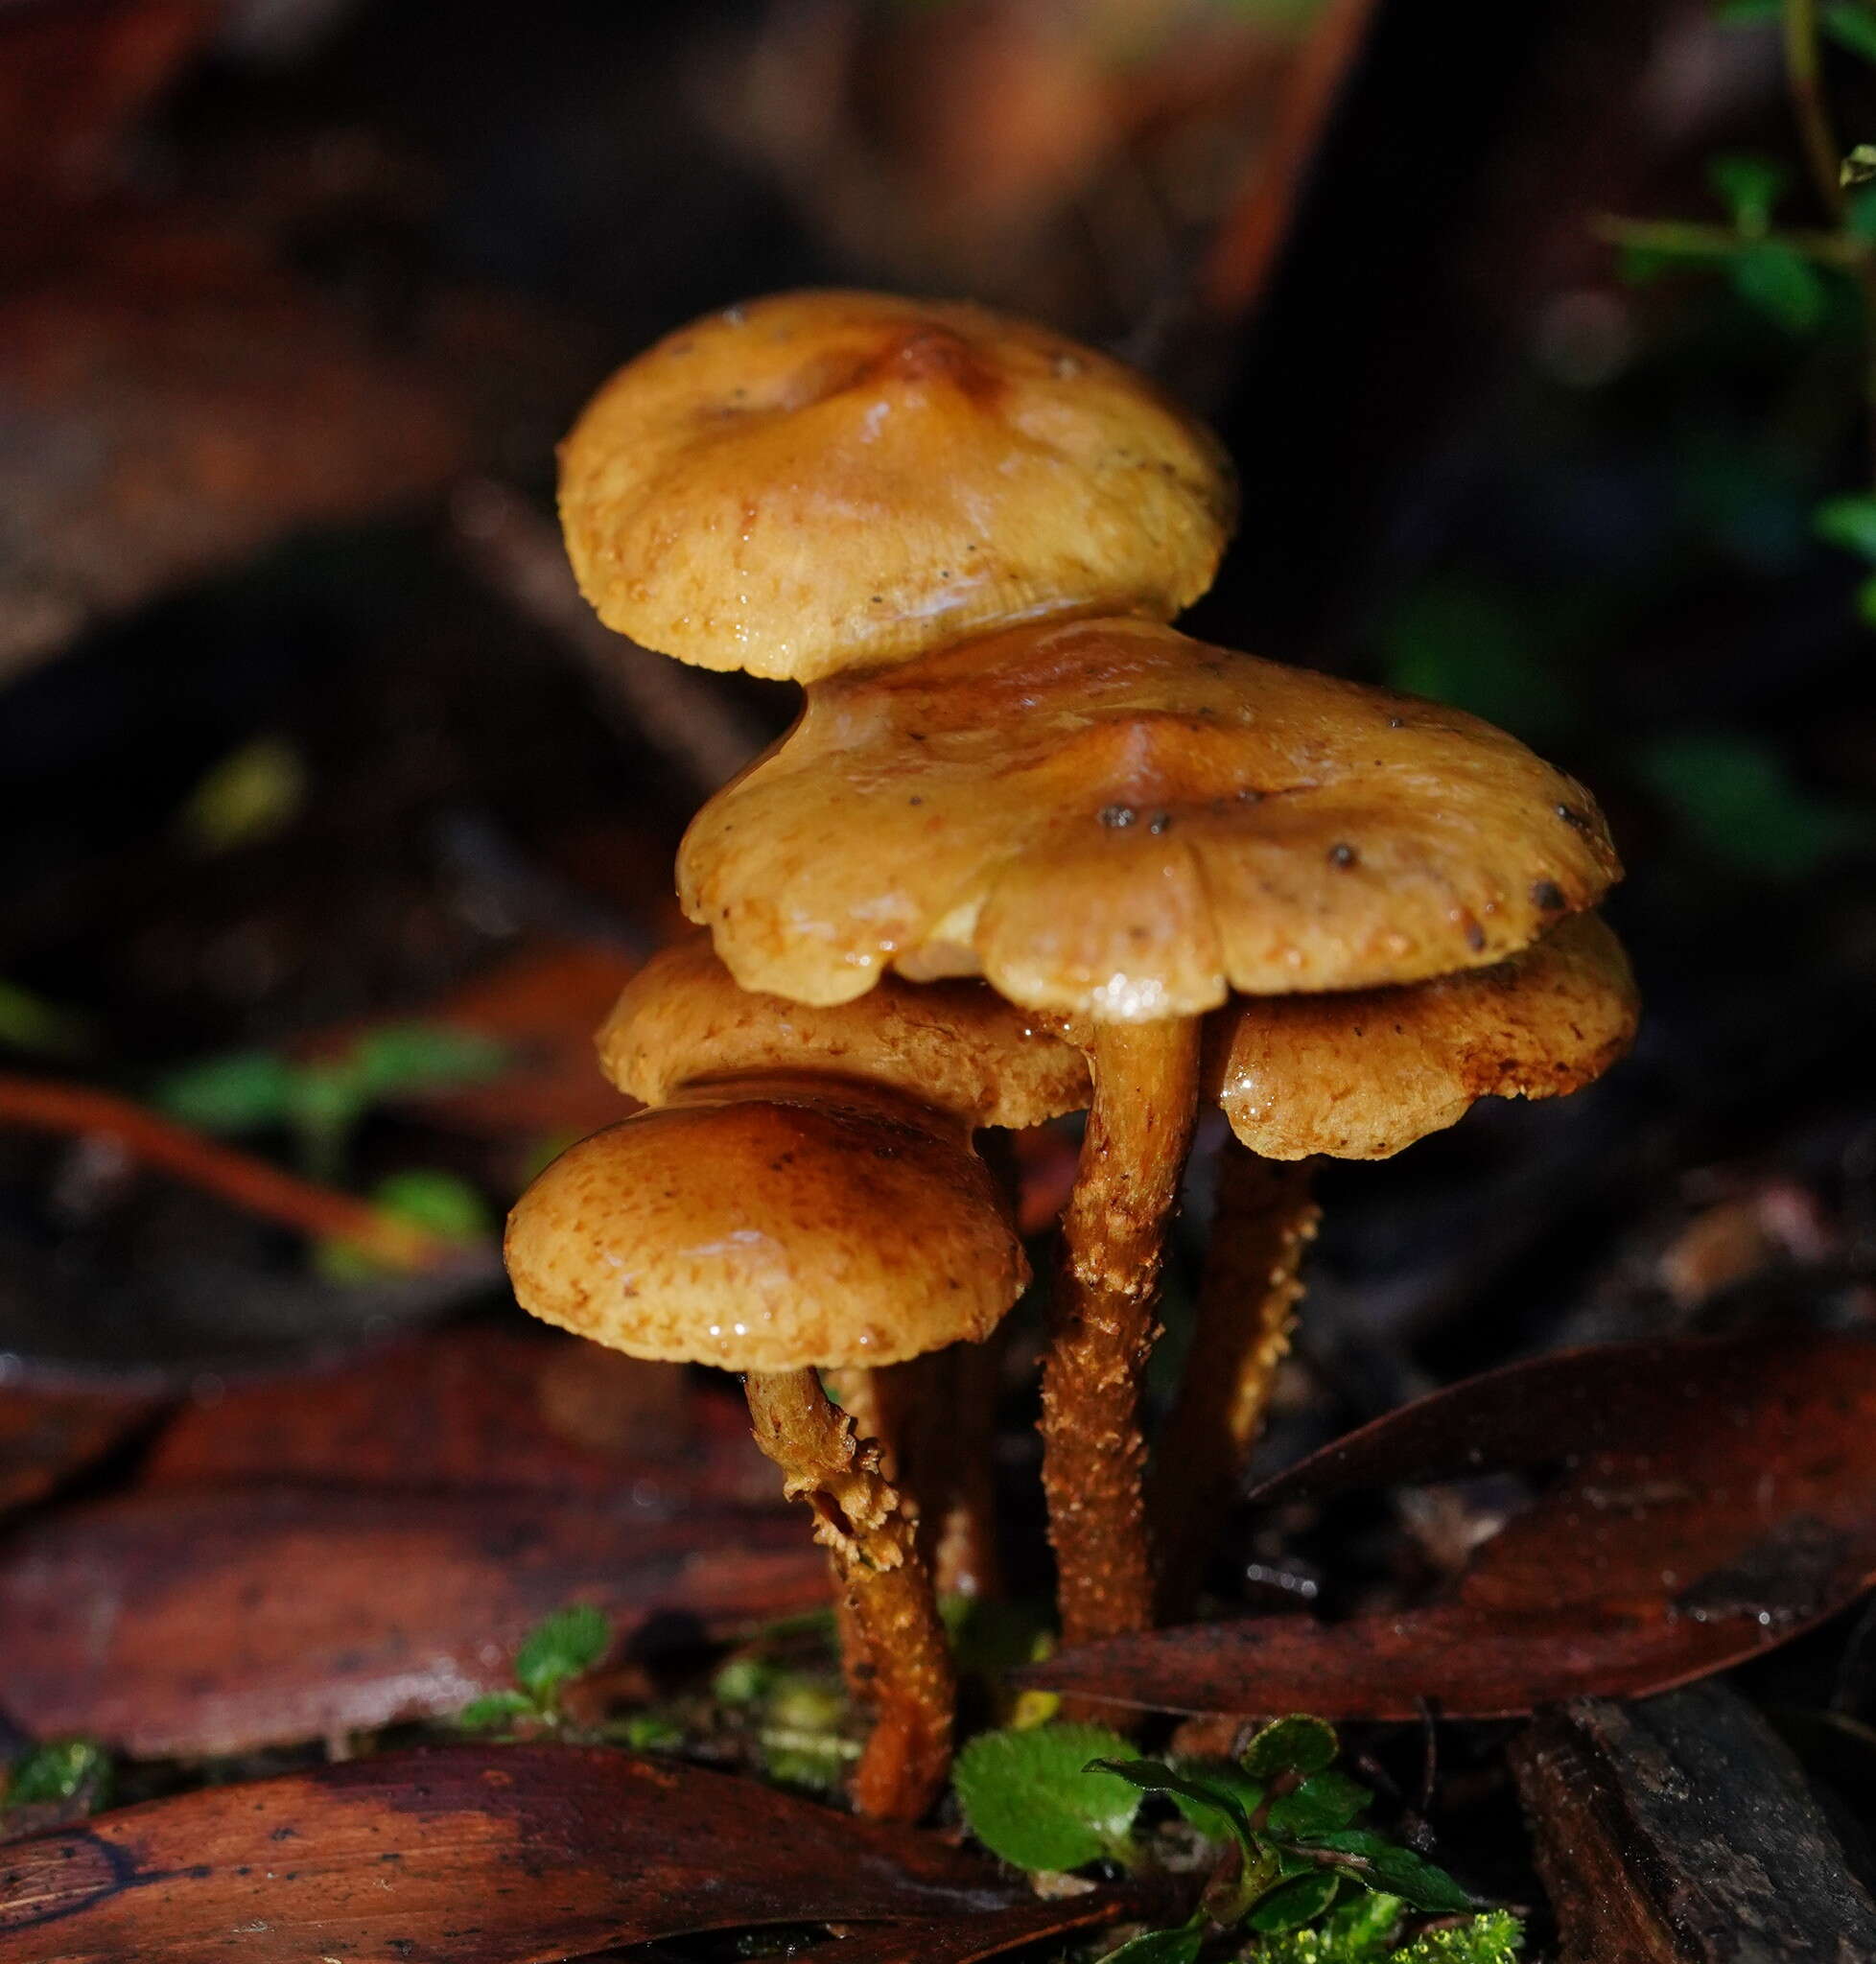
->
<box><xmin>0</xmin><ymin>979</ymin><xmax>91</xmax><ymax>1059</ymax></box>
<box><xmin>1267</xmin><ymin>1769</ymin><xmax>1372</xmax><ymax>1838</ymax></box>
<box><xmin>456</xmin><ymin>1689</ymin><xmax>535</xmax><ymax>1732</ymax></box>
<box><xmin>1713</xmin><ymin>0</ymin><xmax>1779</xmax><ymax>20</ymax></box>
<box><xmin>1377</xmin><ymin>582</ymin><xmax>1579</xmax><ymax>741</ymax></box>
<box><xmin>1634</xmin><ymin>732</ymin><xmax>1872</xmax><ymax>877</ymax></box>
<box><xmin>1613</xmin><ymin>233</ymin><xmax>1745</xmax><ymax>285</ymax></box>
<box><xmin>280</xmin><ymin>1059</ymin><xmax>366</xmax><ymax>1182</ymax></box>
<box><xmin>514</xmin><ymin>1603</ymin><xmax>611</xmax><ymax>1702</ymax></box>
<box><xmin>1248</xmin><ymin>1870</ymin><xmax>1341</xmax><ymax>1933</ymax></box>
<box><xmin>1845</xmin><ymin>184</ymin><xmax>1876</xmax><ymax>244</ymax></box>
<box><xmin>1707</xmin><ymin>152</ymin><xmax>1787</xmax><ymax>235</ymax></box>
<box><xmin>1301</xmin><ymin>1833</ymin><xmax>1473</xmax><ymax>1914</ymax></box>
<box><xmin>176</xmin><ymin>735</ymin><xmax>306</xmax><ymax>855</ymax></box>
<box><xmin>1845</xmin><ymin>144</ymin><xmax>1876</xmax><ymax>190</ymax></box>
<box><xmin>371</xmin><ymin>1169</ymin><xmax>491</xmax><ymax>1241</ymax></box>
<box><xmin>1090</xmin><ymin>1757</ymin><xmax>1257</xmax><ymax>1852</ymax></box>
<box><xmin>154</xmin><ymin>1050</ymin><xmax>298</xmax><ymax>1132</ymax></box>
<box><xmin>1242</xmin><ymin>1716</ymin><xmax>1339</xmax><ymax>1780</ymax></box>
<box><xmin>952</xmin><ymin>1723</ymin><xmax>1141</xmax><ymax>1871</ymax></box>
<box><xmin>1824</xmin><ymin>0</ymin><xmax>1876</xmax><ymax>63</ymax></box>
<box><xmin>1165</xmin><ymin>1756</ymin><xmax>1268</xmax><ymax>1839</ymax></box>
<box><xmin>5</xmin><ymin>1738</ymin><xmax>111</xmax><ymax>1810</ymax></box>
<box><xmin>315</xmin><ymin>1167</ymin><xmax>492</xmax><ymax>1281</ymax></box>
<box><xmin>1856</xmin><ymin>572</ymin><xmax>1876</xmax><ymax>625</ymax></box>
<box><xmin>350</xmin><ymin>1022</ymin><xmax>511</xmax><ymax>1100</ymax></box>
<box><xmin>1365</xmin><ymin>1847</ymin><xmax>1472</xmax><ymax>1913</ymax></box>
<box><xmin>1816</xmin><ymin>491</ymin><xmax>1876</xmax><ymax>559</ymax></box>
<box><xmin>1099</xmin><ymin>1927</ymin><xmax>1205</xmax><ymax>1964</ymax></box>
<box><xmin>713</xmin><ymin>1654</ymin><xmax>776</xmax><ymax>1705</ymax></box>
<box><xmin>1729</xmin><ymin>242</ymin><xmax>1828</xmax><ymax>333</ymax></box>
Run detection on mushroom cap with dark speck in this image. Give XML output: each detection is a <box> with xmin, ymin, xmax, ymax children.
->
<box><xmin>598</xmin><ymin>935</ymin><xmax>1090</xmax><ymax>1127</ymax></box>
<box><xmin>1208</xmin><ymin>911</ymin><xmax>1639</xmax><ymax>1159</ymax></box>
<box><xmin>557</xmin><ymin>291</ymin><xmax>1234</xmax><ymax>682</ymax></box>
<box><xmin>504</xmin><ymin>1078</ymin><xmax>1029</xmax><ymax>1370</ymax></box>
<box><xmin>677</xmin><ymin>616</ymin><xmax>1623</xmax><ymax>1019</ymax></box>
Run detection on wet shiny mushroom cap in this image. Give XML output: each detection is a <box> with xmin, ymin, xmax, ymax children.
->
<box><xmin>678</xmin><ymin>616</ymin><xmax>1623</xmax><ymax>1019</ymax></box>
<box><xmin>598</xmin><ymin>935</ymin><xmax>1090</xmax><ymax>1128</ymax></box>
<box><xmin>504</xmin><ymin>1078</ymin><xmax>1030</xmax><ymax>1371</ymax></box>
<box><xmin>557</xmin><ymin>291</ymin><xmax>1234</xmax><ymax>683</ymax></box>
<box><xmin>1208</xmin><ymin>912</ymin><xmax>1639</xmax><ymax>1159</ymax></box>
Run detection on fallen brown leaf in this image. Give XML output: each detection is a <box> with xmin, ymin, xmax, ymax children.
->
<box><xmin>0</xmin><ymin>1744</ymin><xmax>1042</xmax><ymax>1964</ymax></box>
<box><xmin>0</xmin><ymin>1383</ymin><xmax>156</xmax><ymax>1523</ymax></box>
<box><xmin>141</xmin><ymin>1324</ymin><xmax>774</xmax><ymax>1507</ymax></box>
<box><xmin>1023</xmin><ymin>1331</ymin><xmax>1876</xmax><ymax>1718</ymax></box>
<box><xmin>0</xmin><ymin>1485</ymin><xmax>824</xmax><ymax>1753</ymax></box>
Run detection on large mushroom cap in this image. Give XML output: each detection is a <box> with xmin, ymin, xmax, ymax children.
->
<box><xmin>557</xmin><ymin>291</ymin><xmax>1234</xmax><ymax>683</ymax></box>
<box><xmin>1208</xmin><ymin>910</ymin><xmax>1640</xmax><ymax>1160</ymax></box>
<box><xmin>504</xmin><ymin>1080</ymin><xmax>1029</xmax><ymax>1372</ymax></box>
<box><xmin>598</xmin><ymin>935</ymin><xmax>1090</xmax><ymax>1128</ymax></box>
<box><xmin>678</xmin><ymin>616</ymin><xmax>1623</xmax><ymax>1019</ymax></box>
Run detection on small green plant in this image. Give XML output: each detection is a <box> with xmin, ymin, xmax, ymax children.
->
<box><xmin>457</xmin><ymin>1604</ymin><xmax>612</xmax><ymax>1732</ymax></box>
<box><xmin>314</xmin><ymin>1166</ymin><xmax>493</xmax><ymax>1279</ymax></box>
<box><xmin>1250</xmin><ymin>1899</ymin><xmax>1521</xmax><ymax>1963</ymax></box>
<box><xmin>2</xmin><ymin>1738</ymin><xmax>112</xmax><ymax>1815</ymax></box>
<box><xmin>952</xmin><ymin>1717</ymin><xmax>1516</xmax><ymax>1961</ymax></box>
<box><xmin>1604</xmin><ymin>0</ymin><xmax>1876</xmax><ymax>622</ymax></box>
<box><xmin>156</xmin><ymin>1020</ymin><xmax>509</xmax><ymax>1183</ymax></box>
<box><xmin>0</xmin><ymin>978</ymin><xmax>92</xmax><ymax>1059</ymax></box>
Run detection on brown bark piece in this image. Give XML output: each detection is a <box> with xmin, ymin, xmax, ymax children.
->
<box><xmin>1513</xmin><ymin>1683</ymin><xmax>1876</xmax><ymax>1963</ymax></box>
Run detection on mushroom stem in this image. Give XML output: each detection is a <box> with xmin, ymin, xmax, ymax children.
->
<box><xmin>1040</xmin><ymin>1017</ymin><xmax>1202</xmax><ymax>1651</ymax></box>
<box><xmin>1153</xmin><ymin>1146</ymin><xmax>1319</xmax><ymax>1619</ymax></box>
<box><xmin>930</xmin><ymin>1332</ymin><xmax>1007</xmax><ymax>1600</ymax></box>
<box><xmin>743</xmin><ymin>1366</ymin><xmax>955</xmax><ymax>1821</ymax></box>
<box><xmin>830</xmin><ymin>1346</ymin><xmax>1004</xmax><ymax>1600</ymax></box>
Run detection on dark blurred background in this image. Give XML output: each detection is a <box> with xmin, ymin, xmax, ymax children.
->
<box><xmin>2</xmin><ymin>0</ymin><xmax>1873</xmax><ymax>1417</ymax></box>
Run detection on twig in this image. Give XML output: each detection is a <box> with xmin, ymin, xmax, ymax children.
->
<box><xmin>1593</xmin><ymin>215</ymin><xmax>1861</xmax><ymax>267</ymax></box>
<box><xmin>1781</xmin><ymin>0</ymin><xmax>1876</xmax><ymax>469</ymax></box>
<box><xmin>1198</xmin><ymin>0</ymin><xmax>1381</xmax><ymax>319</ymax></box>
<box><xmin>0</xmin><ymin>1074</ymin><xmax>452</xmax><ymax>1271</ymax></box>
<box><xmin>449</xmin><ymin>477</ymin><xmax>768</xmax><ymax>797</ymax></box>
<box><xmin>1785</xmin><ymin>0</ymin><xmax>1848</xmax><ymax>224</ymax></box>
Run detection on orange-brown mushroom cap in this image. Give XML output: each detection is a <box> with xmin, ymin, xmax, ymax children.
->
<box><xmin>1208</xmin><ymin>911</ymin><xmax>1639</xmax><ymax>1160</ymax></box>
<box><xmin>598</xmin><ymin>935</ymin><xmax>1090</xmax><ymax>1128</ymax></box>
<box><xmin>678</xmin><ymin>616</ymin><xmax>1623</xmax><ymax>1020</ymax></box>
<box><xmin>557</xmin><ymin>291</ymin><xmax>1234</xmax><ymax>683</ymax></box>
<box><xmin>504</xmin><ymin>1079</ymin><xmax>1030</xmax><ymax>1372</ymax></box>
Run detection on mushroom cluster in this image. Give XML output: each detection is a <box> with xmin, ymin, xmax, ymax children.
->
<box><xmin>506</xmin><ymin>290</ymin><xmax>1638</xmax><ymax>1818</ymax></box>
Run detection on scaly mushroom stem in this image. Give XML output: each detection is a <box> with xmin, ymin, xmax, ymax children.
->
<box><xmin>1040</xmin><ymin>1018</ymin><xmax>1202</xmax><ymax>1651</ymax></box>
<box><xmin>1154</xmin><ymin>1147</ymin><xmax>1319</xmax><ymax>1619</ymax></box>
<box><xmin>819</xmin><ymin>1367</ymin><xmax>888</xmax><ymax>1702</ymax></box>
<box><xmin>743</xmin><ymin>1366</ymin><xmax>954</xmax><ymax>1821</ymax></box>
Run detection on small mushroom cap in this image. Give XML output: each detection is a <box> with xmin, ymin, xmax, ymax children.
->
<box><xmin>678</xmin><ymin>616</ymin><xmax>1623</xmax><ymax>1020</ymax></box>
<box><xmin>557</xmin><ymin>291</ymin><xmax>1234</xmax><ymax>683</ymax></box>
<box><xmin>1209</xmin><ymin>911</ymin><xmax>1639</xmax><ymax>1160</ymax></box>
<box><xmin>598</xmin><ymin>935</ymin><xmax>1090</xmax><ymax>1128</ymax></box>
<box><xmin>504</xmin><ymin>1080</ymin><xmax>1030</xmax><ymax>1371</ymax></box>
